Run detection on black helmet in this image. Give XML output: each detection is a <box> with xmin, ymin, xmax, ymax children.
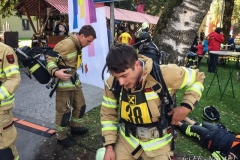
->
<box><xmin>203</xmin><ymin>106</ymin><xmax>220</xmax><ymax>121</ymax></box>
<box><xmin>139</xmin><ymin>32</ymin><xmax>151</xmax><ymax>42</ymax></box>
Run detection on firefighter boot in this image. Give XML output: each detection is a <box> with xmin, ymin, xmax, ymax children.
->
<box><xmin>57</xmin><ymin>137</ymin><xmax>75</xmax><ymax>149</ymax></box>
<box><xmin>71</xmin><ymin>127</ymin><xmax>89</xmax><ymax>136</ymax></box>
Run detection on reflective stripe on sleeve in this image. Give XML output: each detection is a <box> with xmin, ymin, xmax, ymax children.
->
<box><xmin>3</xmin><ymin>65</ymin><xmax>20</xmax><ymax>77</ymax></box>
<box><xmin>186</xmin><ymin>82</ymin><xmax>204</xmax><ymax>97</ymax></box>
<box><xmin>0</xmin><ymin>94</ymin><xmax>14</xmax><ymax>106</ymax></box>
<box><xmin>101</xmin><ymin>121</ymin><xmax>118</xmax><ymax>131</ymax></box>
<box><xmin>46</xmin><ymin>62</ymin><xmax>58</xmax><ymax>70</ymax></box>
<box><xmin>180</xmin><ymin>67</ymin><xmax>196</xmax><ymax>89</ymax></box>
<box><xmin>102</xmin><ymin>96</ymin><xmax>117</xmax><ymax>109</ymax></box>
<box><xmin>145</xmin><ymin>91</ymin><xmax>158</xmax><ymax>100</ymax></box>
<box><xmin>66</xmin><ymin>52</ymin><xmax>77</xmax><ymax>59</ymax></box>
<box><xmin>0</xmin><ymin>86</ymin><xmax>10</xmax><ymax>100</ymax></box>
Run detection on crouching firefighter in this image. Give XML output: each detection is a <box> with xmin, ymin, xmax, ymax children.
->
<box><xmin>99</xmin><ymin>44</ymin><xmax>205</xmax><ymax>160</ymax></box>
<box><xmin>0</xmin><ymin>43</ymin><xmax>21</xmax><ymax>160</ymax></box>
<box><xmin>46</xmin><ymin>25</ymin><xmax>96</xmax><ymax>149</ymax></box>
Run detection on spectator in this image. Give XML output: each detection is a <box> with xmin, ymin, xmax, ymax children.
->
<box><xmin>196</xmin><ymin>41</ymin><xmax>204</xmax><ymax>64</ymax></box>
<box><xmin>203</xmin><ymin>36</ymin><xmax>208</xmax><ymax>55</ymax></box>
<box><xmin>228</xmin><ymin>35</ymin><xmax>235</xmax><ymax>51</ymax></box>
<box><xmin>118</xmin><ymin>28</ymin><xmax>132</xmax><ymax>45</ymax></box>
<box><xmin>200</xmin><ymin>30</ymin><xmax>205</xmax><ymax>41</ymax></box>
<box><xmin>54</xmin><ymin>19</ymin><xmax>67</xmax><ymax>36</ymax></box>
<box><xmin>64</xmin><ymin>20</ymin><xmax>69</xmax><ymax>36</ymax></box>
<box><xmin>178</xmin><ymin>117</ymin><xmax>240</xmax><ymax>160</ymax></box>
<box><xmin>208</xmin><ymin>27</ymin><xmax>224</xmax><ymax>73</ymax></box>
<box><xmin>44</xmin><ymin>25</ymin><xmax>53</xmax><ymax>36</ymax></box>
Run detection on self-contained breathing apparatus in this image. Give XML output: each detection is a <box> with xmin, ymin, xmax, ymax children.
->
<box><xmin>101</xmin><ymin>62</ymin><xmax>176</xmax><ymax>151</ymax></box>
<box><xmin>15</xmin><ymin>46</ymin><xmax>76</xmax><ymax>98</ymax></box>
<box><xmin>133</xmin><ymin>32</ymin><xmax>162</xmax><ymax>65</ymax></box>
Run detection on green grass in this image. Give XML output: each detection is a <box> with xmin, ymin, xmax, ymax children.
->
<box><xmin>175</xmin><ymin>58</ymin><xmax>240</xmax><ymax>157</ymax></box>
<box><xmin>35</xmin><ymin>58</ymin><xmax>240</xmax><ymax>159</ymax></box>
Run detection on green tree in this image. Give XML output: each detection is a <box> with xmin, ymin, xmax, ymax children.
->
<box><xmin>0</xmin><ymin>0</ymin><xmax>22</xmax><ymax>18</ymax></box>
<box><xmin>222</xmin><ymin>0</ymin><xmax>235</xmax><ymax>43</ymax></box>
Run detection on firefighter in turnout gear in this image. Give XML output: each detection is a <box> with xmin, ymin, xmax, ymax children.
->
<box><xmin>100</xmin><ymin>44</ymin><xmax>205</xmax><ymax>160</ymax></box>
<box><xmin>178</xmin><ymin>117</ymin><xmax>240</xmax><ymax>160</ymax></box>
<box><xmin>46</xmin><ymin>25</ymin><xmax>96</xmax><ymax>149</ymax></box>
<box><xmin>0</xmin><ymin>43</ymin><xmax>21</xmax><ymax>160</ymax></box>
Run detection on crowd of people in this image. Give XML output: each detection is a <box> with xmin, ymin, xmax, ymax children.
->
<box><xmin>1</xmin><ymin>20</ymin><xmax>240</xmax><ymax>160</ymax></box>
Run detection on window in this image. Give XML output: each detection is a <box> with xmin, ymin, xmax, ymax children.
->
<box><xmin>22</xmin><ymin>19</ymin><xmax>30</xmax><ymax>30</ymax></box>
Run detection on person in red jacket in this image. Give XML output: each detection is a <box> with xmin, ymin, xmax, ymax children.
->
<box><xmin>196</xmin><ymin>41</ymin><xmax>204</xmax><ymax>67</ymax></box>
<box><xmin>208</xmin><ymin>27</ymin><xmax>224</xmax><ymax>73</ymax></box>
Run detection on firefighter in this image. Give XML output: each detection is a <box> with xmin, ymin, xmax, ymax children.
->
<box><xmin>100</xmin><ymin>44</ymin><xmax>205</xmax><ymax>160</ymax></box>
<box><xmin>46</xmin><ymin>25</ymin><xmax>96</xmax><ymax>149</ymax></box>
<box><xmin>178</xmin><ymin>117</ymin><xmax>240</xmax><ymax>159</ymax></box>
<box><xmin>0</xmin><ymin>42</ymin><xmax>21</xmax><ymax>160</ymax></box>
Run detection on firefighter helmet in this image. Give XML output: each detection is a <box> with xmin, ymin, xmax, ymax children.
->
<box><xmin>203</xmin><ymin>106</ymin><xmax>220</xmax><ymax>121</ymax></box>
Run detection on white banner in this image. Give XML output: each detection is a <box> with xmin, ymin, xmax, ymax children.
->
<box><xmin>68</xmin><ymin>1</ymin><xmax>109</xmax><ymax>89</ymax></box>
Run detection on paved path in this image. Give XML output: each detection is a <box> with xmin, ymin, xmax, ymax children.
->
<box><xmin>13</xmin><ymin>69</ymin><xmax>103</xmax><ymax>160</ymax></box>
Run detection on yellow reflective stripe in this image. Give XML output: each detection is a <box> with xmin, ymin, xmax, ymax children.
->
<box><xmin>29</xmin><ymin>63</ymin><xmax>40</xmax><ymax>73</ymax></box>
<box><xmin>71</xmin><ymin>117</ymin><xmax>82</xmax><ymax>124</ymax></box>
<box><xmin>66</xmin><ymin>52</ymin><xmax>77</xmax><ymax>59</ymax></box>
<box><xmin>15</xmin><ymin>156</ymin><xmax>19</xmax><ymax>160</ymax></box>
<box><xmin>185</xmin><ymin>125</ymin><xmax>200</xmax><ymax>139</ymax></box>
<box><xmin>3</xmin><ymin>65</ymin><xmax>20</xmax><ymax>77</ymax></box>
<box><xmin>0</xmin><ymin>86</ymin><xmax>10</xmax><ymax>100</ymax></box>
<box><xmin>101</xmin><ymin>121</ymin><xmax>118</xmax><ymax>131</ymax></box>
<box><xmin>145</xmin><ymin>92</ymin><xmax>158</xmax><ymax>100</ymax></box>
<box><xmin>0</xmin><ymin>94</ymin><xmax>14</xmax><ymax>106</ymax></box>
<box><xmin>186</xmin><ymin>82</ymin><xmax>204</xmax><ymax>97</ymax></box>
<box><xmin>211</xmin><ymin>151</ymin><xmax>225</xmax><ymax>160</ymax></box>
<box><xmin>180</xmin><ymin>67</ymin><xmax>196</xmax><ymax>89</ymax></box>
<box><xmin>168</xmin><ymin>88</ymin><xmax>172</xmax><ymax>94</ymax></box>
<box><xmin>120</xmin><ymin>126</ymin><xmax>139</xmax><ymax>148</ymax></box>
<box><xmin>46</xmin><ymin>62</ymin><xmax>58</xmax><ymax>70</ymax></box>
<box><xmin>102</xmin><ymin>96</ymin><xmax>117</xmax><ymax>108</ymax></box>
<box><xmin>55</xmin><ymin>125</ymin><xmax>68</xmax><ymax>132</ymax></box>
<box><xmin>58</xmin><ymin>79</ymin><xmax>80</xmax><ymax>88</ymax></box>
<box><xmin>119</xmin><ymin>92</ymin><xmax>122</xmax><ymax>101</ymax></box>
<box><xmin>141</xmin><ymin>133</ymin><xmax>172</xmax><ymax>151</ymax></box>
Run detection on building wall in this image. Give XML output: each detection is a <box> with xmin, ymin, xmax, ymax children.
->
<box><xmin>0</xmin><ymin>14</ymin><xmax>37</xmax><ymax>39</ymax></box>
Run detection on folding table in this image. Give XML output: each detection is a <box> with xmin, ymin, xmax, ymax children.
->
<box><xmin>206</xmin><ymin>51</ymin><xmax>240</xmax><ymax>100</ymax></box>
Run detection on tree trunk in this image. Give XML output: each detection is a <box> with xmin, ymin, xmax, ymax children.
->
<box><xmin>222</xmin><ymin>0</ymin><xmax>234</xmax><ymax>44</ymax></box>
<box><xmin>154</xmin><ymin>0</ymin><xmax>213</xmax><ymax>65</ymax></box>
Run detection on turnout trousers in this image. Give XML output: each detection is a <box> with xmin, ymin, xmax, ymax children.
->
<box><xmin>55</xmin><ymin>87</ymin><xmax>86</xmax><ymax>140</ymax></box>
<box><xmin>0</xmin><ymin>109</ymin><xmax>19</xmax><ymax>160</ymax></box>
<box><xmin>113</xmin><ymin>133</ymin><xmax>173</xmax><ymax>160</ymax></box>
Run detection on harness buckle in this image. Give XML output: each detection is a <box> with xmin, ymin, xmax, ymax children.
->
<box><xmin>136</xmin><ymin>127</ymin><xmax>159</xmax><ymax>139</ymax></box>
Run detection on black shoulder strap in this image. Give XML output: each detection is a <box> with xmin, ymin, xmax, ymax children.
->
<box><xmin>150</xmin><ymin>62</ymin><xmax>173</xmax><ymax>105</ymax></box>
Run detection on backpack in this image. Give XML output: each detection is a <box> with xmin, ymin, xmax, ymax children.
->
<box><xmin>133</xmin><ymin>32</ymin><xmax>161</xmax><ymax>64</ymax></box>
<box><xmin>15</xmin><ymin>46</ymin><xmax>57</xmax><ymax>84</ymax></box>
<box><xmin>15</xmin><ymin>46</ymin><xmax>67</xmax><ymax>97</ymax></box>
